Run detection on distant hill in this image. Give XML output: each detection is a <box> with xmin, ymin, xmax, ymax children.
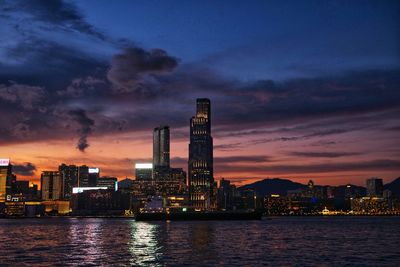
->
<box><xmin>238</xmin><ymin>178</ymin><xmax>306</xmax><ymax>197</ymax></box>
<box><xmin>238</xmin><ymin>177</ymin><xmax>400</xmax><ymax>198</ymax></box>
<box><xmin>384</xmin><ymin>177</ymin><xmax>400</xmax><ymax>197</ymax></box>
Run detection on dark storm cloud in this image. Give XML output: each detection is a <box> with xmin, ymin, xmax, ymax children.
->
<box><xmin>1</xmin><ymin>38</ymin><xmax>108</xmax><ymax>87</ymax></box>
<box><xmin>0</xmin><ymin>82</ymin><xmax>45</xmax><ymax>110</ymax></box>
<box><xmin>212</xmin><ymin>69</ymin><xmax>400</xmax><ymax>129</ymax></box>
<box><xmin>107</xmin><ymin>47</ymin><xmax>178</xmax><ymax>92</ymax></box>
<box><xmin>68</xmin><ymin>109</ymin><xmax>95</xmax><ymax>152</ymax></box>
<box><xmin>2</xmin><ymin>0</ymin><xmax>106</xmax><ymax>40</ymax></box>
<box><xmin>214</xmin><ymin>120</ymin><xmax>379</xmax><ymax>150</ymax></box>
<box><xmin>13</xmin><ymin>162</ymin><xmax>37</xmax><ymax>176</ymax></box>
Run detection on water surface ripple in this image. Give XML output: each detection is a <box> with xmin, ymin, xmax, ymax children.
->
<box><xmin>0</xmin><ymin>217</ymin><xmax>399</xmax><ymax>266</ymax></box>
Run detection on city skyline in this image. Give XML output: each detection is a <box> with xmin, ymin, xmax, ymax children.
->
<box><xmin>0</xmin><ymin>0</ymin><xmax>399</xmax><ymax>186</ymax></box>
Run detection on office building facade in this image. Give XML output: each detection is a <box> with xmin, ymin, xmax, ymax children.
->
<box><xmin>366</xmin><ymin>178</ymin><xmax>384</xmax><ymax>197</ymax></box>
<box><xmin>41</xmin><ymin>171</ymin><xmax>63</xmax><ymax>200</ymax></box>
<box><xmin>59</xmin><ymin>164</ymin><xmax>78</xmax><ymax>199</ymax></box>
<box><xmin>135</xmin><ymin>163</ymin><xmax>153</xmax><ymax>181</ymax></box>
<box><xmin>0</xmin><ymin>159</ymin><xmax>12</xmax><ymax>202</ymax></box>
<box><xmin>153</xmin><ymin>126</ymin><xmax>170</xmax><ymax>169</ymax></box>
<box><xmin>98</xmin><ymin>177</ymin><xmax>118</xmax><ymax>191</ymax></box>
<box><xmin>188</xmin><ymin>98</ymin><xmax>214</xmax><ymax>210</ymax></box>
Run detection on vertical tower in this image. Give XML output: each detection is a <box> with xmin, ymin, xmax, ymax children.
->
<box><xmin>0</xmin><ymin>159</ymin><xmax>12</xmax><ymax>202</ymax></box>
<box><xmin>153</xmin><ymin>126</ymin><xmax>170</xmax><ymax>169</ymax></box>
<box><xmin>59</xmin><ymin>164</ymin><xmax>78</xmax><ymax>199</ymax></box>
<box><xmin>41</xmin><ymin>171</ymin><xmax>63</xmax><ymax>200</ymax></box>
<box><xmin>366</xmin><ymin>178</ymin><xmax>384</xmax><ymax>197</ymax></box>
<box><xmin>78</xmin><ymin>165</ymin><xmax>89</xmax><ymax>187</ymax></box>
<box><xmin>188</xmin><ymin>98</ymin><xmax>214</xmax><ymax>210</ymax></box>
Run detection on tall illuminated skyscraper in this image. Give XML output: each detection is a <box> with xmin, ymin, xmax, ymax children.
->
<box><xmin>153</xmin><ymin>126</ymin><xmax>170</xmax><ymax>169</ymax></box>
<box><xmin>41</xmin><ymin>171</ymin><xmax>63</xmax><ymax>200</ymax></box>
<box><xmin>0</xmin><ymin>159</ymin><xmax>12</xmax><ymax>202</ymax></box>
<box><xmin>188</xmin><ymin>98</ymin><xmax>214</xmax><ymax>210</ymax></box>
<box><xmin>59</xmin><ymin>164</ymin><xmax>78</xmax><ymax>200</ymax></box>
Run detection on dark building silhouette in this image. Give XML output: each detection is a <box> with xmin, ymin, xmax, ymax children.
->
<box><xmin>11</xmin><ymin>180</ymin><xmax>39</xmax><ymax>201</ymax></box>
<box><xmin>59</xmin><ymin>164</ymin><xmax>78</xmax><ymax>199</ymax></box>
<box><xmin>188</xmin><ymin>98</ymin><xmax>214</xmax><ymax>210</ymax></box>
<box><xmin>98</xmin><ymin>176</ymin><xmax>118</xmax><ymax>190</ymax></box>
<box><xmin>88</xmin><ymin>167</ymin><xmax>100</xmax><ymax>187</ymax></box>
<box><xmin>78</xmin><ymin>165</ymin><xmax>89</xmax><ymax>187</ymax></box>
<box><xmin>118</xmin><ymin>178</ymin><xmax>134</xmax><ymax>192</ymax></box>
<box><xmin>217</xmin><ymin>178</ymin><xmax>236</xmax><ymax>210</ymax></box>
<box><xmin>366</xmin><ymin>178</ymin><xmax>384</xmax><ymax>197</ymax></box>
<box><xmin>72</xmin><ymin>189</ymin><xmax>131</xmax><ymax>216</ymax></box>
<box><xmin>78</xmin><ymin>165</ymin><xmax>99</xmax><ymax>187</ymax></box>
<box><xmin>153</xmin><ymin>126</ymin><xmax>170</xmax><ymax>169</ymax></box>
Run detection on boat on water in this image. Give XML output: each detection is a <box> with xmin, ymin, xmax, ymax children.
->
<box><xmin>135</xmin><ymin>210</ymin><xmax>262</xmax><ymax>221</ymax></box>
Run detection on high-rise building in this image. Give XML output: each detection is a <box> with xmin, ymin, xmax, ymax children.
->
<box><xmin>153</xmin><ymin>126</ymin><xmax>170</xmax><ymax>169</ymax></box>
<box><xmin>188</xmin><ymin>98</ymin><xmax>214</xmax><ymax>210</ymax></box>
<box><xmin>0</xmin><ymin>159</ymin><xmax>12</xmax><ymax>202</ymax></box>
<box><xmin>218</xmin><ymin>178</ymin><xmax>234</xmax><ymax>210</ymax></box>
<box><xmin>366</xmin><ymin>178</ymin><xmax>384</xmax><ymax>197</ymax></box>
<box><xmin>41</xmin><ymin>171</ymin><xmax>63</xmax><ymax>200</ymax></box>
<box><xmin>153</xmin><ymin>167</ymin><xmax>187</xmax><ymax>195</ymax></box>
<box><xmin>59</xmin><ymin>164</ymin><xmax>78</xmax><ymax>199</ymax></box>
<box><xmin>78</xmin><ymin>165</ymin><xmax>99</xmax><ymax>187</ymax></box>
<box><xmin>78</xmin><ymin>165</ymin><xmax>89</xmax><ymax>187</ymax></box>
<box><xmin>88</xmin><ymin>167</ymin><xmax>100</xmax><ymax>187</ymax></box>
<box><xmin>135</xmin><ymin>163</ymin><xmax>153</xmax><ymax>181</ymax></box>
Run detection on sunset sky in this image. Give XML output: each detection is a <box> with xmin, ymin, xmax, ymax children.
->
<box><xmin>0</xmin><ymin>0</ymin><xmax>399</xmax><ymax>186</ymax></box>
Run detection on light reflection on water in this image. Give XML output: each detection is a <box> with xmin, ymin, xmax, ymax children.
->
<box><xmin>129</xmin><ymin>222</ymin><xmax>163</xmax><ymax>266</ymax></box>
<box><xmin>0</xmin><ymin>217</ymin><xmax>399</xmax><ymax>266</ymax></box>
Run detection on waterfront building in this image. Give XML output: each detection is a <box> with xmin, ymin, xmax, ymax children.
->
<box><xmin>135</xmin><ymin>163</ymin><xmax>153</xmax><ymax>181</ymax></box>
<box><xmin>153</xmin><ymin>126</ymin><xmax>170</xmax><ymax>169</ymax></box>
<box><xmin>234</xmin><ymin>189</ymin><xmax>258</xmax><ymax>210</ymax></box>
<box><xmin>78</xmin><ymin>165</ymin><xmax>89</xmax><ymax>187</ymax></box>
<box><xmin>98</xmin><ymin>176</ymin><xmax>118</xmax><ymax>191</ymax></box>
<box><xmin>264</xmin><ymin>195</ymin><xmax>289</xmax><ymax>215</ymax></box>
<box><xmin>72</xmin><ymin>189</ymin><xmax>131</xmax><ymax>216</ymax></box>
<box><xmin>366</xmin><ymin>178</ymin><xmax>384</xmax><ymax>197</ymax></box>
<box><xmin>41</xmin><ymin>171</ymin><xmax>63</xmax><ymax>200</ymax></box>
<box><xmin>188</xmin><ymin>98</ymin><xmax>214</xmax><ymax>210</ymax></box>
<box><xmin>153</xmin><ymin>167</ymin><xmax>187</xmax><ymax>195</ymax></box>
<box><xmin>11</xmin><ymin>180</ymin><xmax>39</xmax><ymax>201</ymax></box>
<box><xmin>59</xmin><ymin>164</ymin><xmax>78</xmax><ymax>199</ymax></box>
<box><xmin>88</xmin><ymin>167</ymin><xmax>100</xmax><ymax>187</ymax></box>
<box><xmin>217</xmin><ymin>178</ymin><xmax>236</xmax><ymax>210</ymax></box>
<box><xmin>0</xmin><ymin>159</ymin><xmax>13</xmax><ymax>203</ymax></box>
<box><xmin>351</xmin><ymin>197</ymin><xmax>389</xmax><ymax>215</ymax></box>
